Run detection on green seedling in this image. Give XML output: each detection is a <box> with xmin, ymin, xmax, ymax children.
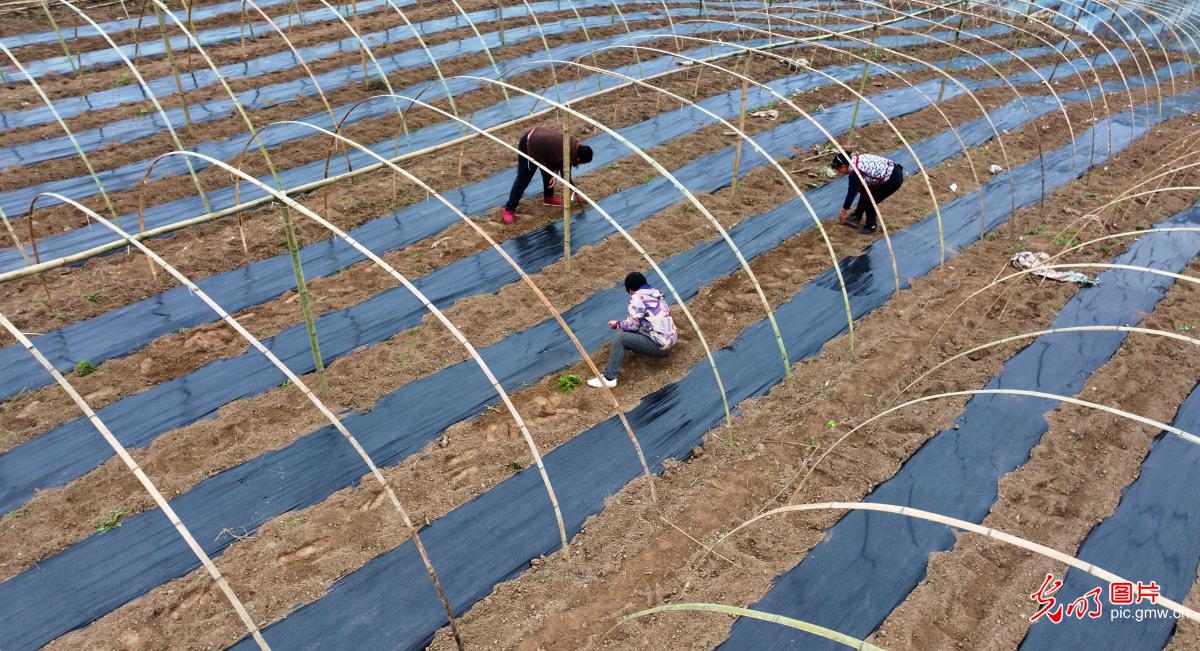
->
<box><xmin>1180</xmin><ymin>323</ymin><xmax>1194</xmax><ymax>333</ymax></box>
<box><xmin>536</xmin><ymin>569</ymin><xmax>550</xmax><ymax>579</ymax></box>
<box><xmin>507</xmin><ymin>459</ymin><xmax>526</xmax><ymax>471</ymax></box>
<box><xmin>826</xmin><ymin>419</ymin><xmax>837</xmax><ymax>429</ymax></box>
<box><xmin>285</xmin><ymin>517</ymin><xmax>304</xmax><ymax>528</ymax></box>
<box><xmin>55</xmin><ymin>310</ymin><xmax>76</xmax><ymax>320</ymax></box>
<box><xmin>84</xmin><ymin>293</ymin><xmax>101</xmax><ymax>306</ymax></box>
<box><xmin>392</xmin><ymin>353</ymin><xmax>406</xmax><ymax>367</ymax></box>
<box><xmin>74</xmin><ymin>359</ymin><xmax>97</xmax><ymax>377</ymax></box>
<box><xmin>96</xmin><ymin>506</ymin><xmax>131</xmax><ymax>533</ymax></box>
<box><xmin>115</xmin><ymin>74</ymin><xmax>130</xmax><ymax>87</ymax></box>
<box><xmin>557</xmin><ymin>373</ymin><xmax>583</xmax><ymax>392</ymax></box>
<box><xmin>5</xmin><ymin>507</ymin><xmax>31</xmax><ymax>519</ymax></box>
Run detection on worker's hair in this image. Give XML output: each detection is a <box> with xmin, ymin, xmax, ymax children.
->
<box><xmin>830</xmin><ymin>152</ymin><xmax>852</xmax><ymax>169</ymax></box>
<box><xmin>624</xmin><ymin>271</ymin><xmax>648</xmax><ymax>293</ymax></box>
<box><xmin>577</xmin><ymin>144</ymin><xmax>594</xmax><ymax>165</ymax></box>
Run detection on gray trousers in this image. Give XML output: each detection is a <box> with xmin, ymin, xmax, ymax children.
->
<box><xmin>604</xmin><ymin>331</ymin><xmax>669</xmax><ymax>379</ymax></box>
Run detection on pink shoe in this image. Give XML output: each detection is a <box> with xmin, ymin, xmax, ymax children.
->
<box><xmin>501</xmin><ymin>208</ymin><xmax>516</xmax><ymax>224</ymax></box>
<box><xmin>542</xmin><ymin>196</ymin><xmax>565</xmax><ymax>207</ymax></box>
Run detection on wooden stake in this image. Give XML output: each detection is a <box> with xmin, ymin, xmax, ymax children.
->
<box><xmin>730</xmin><ymin>56</ymin><xmax>750</xmax><ymax>197</ymax></box>
<box><xmin>41</xmin><ymin>0</ymin><xmax>79</xmax><ymax>74</ymax></box>
<box><xmin>280</xmin><ymin>206</ymin><xmax>328</xmax><ymax>391</ymax></box>
<box><xmin>354</xmin><ymin>0</ymin><xmax>366</xmax><ymax>86</ymax></box>
<box><xmin>848</xmin><ymin>28</ymin><xmax>876</xmax><ymax>131</ymax></box>
<box><xmin>155</xmin><ymin>3</ymin><xmax>193</xmax><ymax>127</ymax></box>
<box><xmin>498</xmin><ymin>0</ymin><xmax>505</xmax><ymax>45</ymax></box>
<box><xmin>183</xmin><ymin>0</ymin><xmax>194</xmax><ymax>67</ymax></box>
<box><xmin>562</xmin><ymin>113</ymin><xmax>572</xmax><ymax>271</ymax></box>
<box><xmin>936</xmin><ymin>13</ymin><xmax>966</xmax><ymax>103</ymax></box>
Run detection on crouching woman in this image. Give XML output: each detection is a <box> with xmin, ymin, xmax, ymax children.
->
<box><xmin>588</xmin><ymin>272</ymin><xmax>677</xmax><ymax>388</ymax></box>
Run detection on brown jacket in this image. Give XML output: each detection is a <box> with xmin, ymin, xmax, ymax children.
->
<box><xmin>524</xmin><ymin>127</ymin><xmax>582</xmax><ymax>172</ymax></box>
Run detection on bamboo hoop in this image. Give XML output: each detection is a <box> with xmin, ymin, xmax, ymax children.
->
<box><xmin>0</xmin><ymin>310</ymin><xmax>270</xmax><ymax>650</ymax></box>
<box><xmin>296</xmin><ymin>92</ymin><xmax>735</xmax><ymax>434</ymax></box>
<box><xmin>791</xmin><ymin>388</ymin><xmax>1200</xmax><ymax>504</ymax></box>
<box><xmin>705</xmin><ymin>501</ymin><xmax>1200</xmax><ymax>623</ymax></box>
<box><xmin>0</xmin><ymin>0</ymin><xmax>969</xmax><ymax>284</ymax></box>
<box><xmin>605</xmin><ymin>602</ymin><xmax>884</xmax><ymax>649</ymax></box>
<box><xmin>904</xmin><ymin>325</ymin><xmax>1200</xmax><ymax>394</ymax></box>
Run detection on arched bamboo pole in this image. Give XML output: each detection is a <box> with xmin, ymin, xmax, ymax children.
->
<box><xmin>0</xmin><ymin>0</ymin><xmax>980</xmax><ymax>283</ymax></box>
<box><xmin>606</xmin><ymin>602</ymin><xmax>883</xmax><ymax>649</ymax></box>
<box><xmin>0</xmin><ymin>42</ymin><xmax>120</xmax><ymax>226</ymax></box>
<box><xmin>1074</xmin><ymin>0</ymin><xmax>1178</xmax><ymax>111</ymax></box>
<box><xmin>791</xmin><ymin>387</ymin><xmax>1200</xmax><ymax>503</ymax></box>
<box><xmin>487</xmin><ymin>50</ymin><xmax>864</xmax><ymax>350</ymax></box>
<box><xmin>756</xmin><ymin>0</ymin><xmax>1074</xmax><ymax>209</ymax></box>
<box><xmin>58</xmin><ymin>0</ymin><xmax>212</xmax><ymax>215</ymax></box>
<box><xmin>150</xmin><ymin>0</ymin><xmax>330</xmax><ymax>389</ymax></box>
<box><xmin>963</xmin><ymin>0</ymin><xmax>1136</xmax><ymax>148</ymax></box>
<box><xmin>1018</xmin><ymin>0</ymin><xmax>1159</xmax><ymax>119</ymax></box>
<box><xmin>928</xmin><ymin>258</ymin><xmax>1200</xmax><ymax>353</ymax></box>
<box><xmin>27</xmin><ymin>188</ymin><xmax>466</xmax><ymax>648</ymax></box>
<box><xmin>653</xmin><ymin>21</ymin><xmax>1006</xmax><ymax>235</ymax></box>
<box><xmin>454</xmin><ymin>73</ymin><xmax>796</xmax><ymax>376</ymax></box>
<box><xmin>292</xmin><ymin>97</ymin><xmax>737</xmax><ymax>431</ymax></box>
<box><xmin>904</xmin><ymin>324</ymin><xmax>1200</xmax><ymax>394</ymax></box>
<box><xmin>704</xmin><ymin>501</ymin><xmax>1200</xmax><ymax>622</ymax></box>
<box><xmin>446</xmin><ymin>0</ymin><xmax>512</xmax><ymax>108</ymax></box>
<box><xmin>610</xmin><ymin>33</ymin><xmax>950</xmax><ymax>274</ymax></box>
<box><xmin>0</xmin><ymin>309</ymin><xmax>270</xmax><ymax>651</ymax></box>
<box><xmin>258</xmin><ymin>117</ymin><xmax>668</xmax><ymax>495</ymax></box>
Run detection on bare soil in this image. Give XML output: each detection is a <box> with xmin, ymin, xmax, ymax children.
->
<box><xmin>2</xmin><ymin>9</ymin><xmax>1196</xmax><ymax>649</ymax></box>
<box><xmin>22</xmin><ymin>78</ymin><xmax>1170</xmax><ymax>651</ymax></box>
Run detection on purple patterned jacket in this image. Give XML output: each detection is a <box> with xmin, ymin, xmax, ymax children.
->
<box><xmin>618</xmin><ymin>286</ymin><xmax>678</xmax><ymax>349</ymax></box>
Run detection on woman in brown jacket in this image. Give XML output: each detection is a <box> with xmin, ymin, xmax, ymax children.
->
<box><xmin>501</xmin><ymin>126</ymin><xmax>593</xmax><ymax>223</ymax></box>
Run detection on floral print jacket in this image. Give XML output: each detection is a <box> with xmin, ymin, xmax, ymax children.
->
<box><xmin>618</xmin><ymin>286</ymin><xmax>678</xmax><ymax>349</ymax></box>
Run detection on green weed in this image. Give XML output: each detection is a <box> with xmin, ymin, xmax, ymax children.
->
<box><xmin>96</xmin><ymin>506</ymin><xmax>131</xmax><ymax>533</ymax></box>
<box><xmin>74</xmin><ymin>359</ymin><xmax>97</xmax><ymax>377</ymax></box>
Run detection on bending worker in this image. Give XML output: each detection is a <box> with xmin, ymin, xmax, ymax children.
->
<box><xmin>502</xmin><ymin>126</ymin><xmax>594</xmax><ymax>224</ymax></box>
<box><xmin>831</xmin><ymin>151</ymin><xmax>904</xmax><ymax>234</ymax></box>
<box><xmin>588</xmin><ymin>272</ymin><xmax>677</xmax><ymax>389</ymax></box>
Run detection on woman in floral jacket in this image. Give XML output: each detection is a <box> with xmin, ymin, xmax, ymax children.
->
<box><xmin>588</xmin><ymin>272</ymin><xmax>678</xmax><ymax>388</ymax></box>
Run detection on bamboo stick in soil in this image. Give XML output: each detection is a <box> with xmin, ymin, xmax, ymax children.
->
<box><xmin>155</xmin><ymin>3</ymin><xmax>193</xmax><ymax>126</ymax></box>
<box><xmin>281</xmin><ymin>206</ymin><xmax>329</xmax><ymax>391</ymax></box>
<box><xmin>498</xmin><ymin>0</ymin><xmax>505</xmax><ymax>45</ymax></box>
<box><xmin>730</xmin><ymin>55</ymin><xmax>750</xmax><ymax>197</ymax></box>
<box><xmin>183</xmin><ymin>0</ymin><xmax>194</xmax><ymax>67</ymax></box>
<box><xmin>562</xmin><ymin>112</ymin><xmax>572</xmax><ymax>271</ymax></box>
<box><xmin>41</xmin><ymin>0</ymin><xmax>79</xmax><ymax>74</ymax></box>
<box><xmin>353</xmin><ymin>0</ymin><xmax>367</xmax><ymax>85</ymax></box>
<box><xmin>848</xmin><ymin>27</ymin><xmax>877</xmax><ymax>131</ymax></box>
<box><xmin>936</xmin><ymin>13</ymin><xmax>966</xmax><ymax>103</ymax></box>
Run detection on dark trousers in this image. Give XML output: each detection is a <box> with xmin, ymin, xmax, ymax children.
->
<box><xmin>853</xmin><ymin>163</ymin><xmax>904</xmax><ymax>229</ymax></box>
<box><xmin>604</xmin><ymin>331</ymin><xmax>669</xmax><ymax>380</ymax></box>
<box><xmin>504</xmin><ymin>131</ymin><xmax>554</xmax><ymax>211</ymax></box>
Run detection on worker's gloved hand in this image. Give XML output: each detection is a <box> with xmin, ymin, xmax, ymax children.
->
<box><xmin>837</xmin><ymin>208</ymin><xmax>849</xmax><ymax>223</ymax></box>
<box><xmin>571</xmin><ymin>190</ymin><xmax>584</xmax><ymax>204</ymax></box>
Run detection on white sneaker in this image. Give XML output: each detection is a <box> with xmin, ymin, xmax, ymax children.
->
<box><xmin>587</xmin><ymin>375</ymin><xmax>617</xmax><ymax>388</ymax></box>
